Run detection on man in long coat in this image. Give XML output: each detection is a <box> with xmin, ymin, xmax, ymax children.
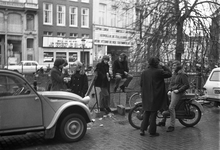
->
<box><xmin>140</xmin><ymin>57</ymin><xmax>172</xmax><ymax>137</ymax></box>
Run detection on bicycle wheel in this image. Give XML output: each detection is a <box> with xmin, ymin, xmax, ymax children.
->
<box><xmin>129</xmin><ymin>92</ymin><xmax>142</xmax><ymax>108</ymax></box>
<box><xmin>128</xmin><ymin>104</ymin><xmax>143</xmax><ymax>129</ymax></box>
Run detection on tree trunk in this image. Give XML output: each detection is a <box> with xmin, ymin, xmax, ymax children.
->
<box><xmin>175</xmin><ymin>20</ymin><xmax>184</xmax><ymax>62</ymax></box>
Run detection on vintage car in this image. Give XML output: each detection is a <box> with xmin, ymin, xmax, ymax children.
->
<box><xmin>4</xmin><ymin>61</ymin><xmax>48</xmax><ymax>74</ymax></box>
<box><xmin>203</xmin><ymin>67</ymin><xmax>220</xmax><ymax>106</ymax></box>
<box><xmin>0</xmin><ymin>69</ymin><xmax>92</xmax><ymax>142</ymax></box>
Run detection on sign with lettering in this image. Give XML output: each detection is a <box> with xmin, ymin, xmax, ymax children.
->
<box><xmin>43</xmin><ymin>37</ymin><xmax>93</xmax><ymax>48</ymax></box>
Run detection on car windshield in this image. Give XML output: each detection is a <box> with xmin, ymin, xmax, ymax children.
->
<box><xmin>210</xmin><ymin>71</ymin><xmax>220</xmax><ymax>81</ymax></box>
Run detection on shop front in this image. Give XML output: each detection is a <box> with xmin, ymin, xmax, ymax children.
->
<box><xmin>40</xmin><ymin>37</ymin><xmax>93</xmax><ymax>69</ymax></box>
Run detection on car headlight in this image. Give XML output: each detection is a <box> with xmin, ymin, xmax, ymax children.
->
<box><xmin>82</xmin><ymin>96</ymin><xmax>90</xmax><ymax>104</ymax></box>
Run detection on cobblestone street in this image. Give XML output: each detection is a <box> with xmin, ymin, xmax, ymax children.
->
<box><xmin>0</xmin><ymin>105</ymin><xmax>219</xmax><ymax>150</ymax></box>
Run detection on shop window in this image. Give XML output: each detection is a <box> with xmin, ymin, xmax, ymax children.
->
<box><xmin>26</xmin><ymin>14</ymin><xmax>34</xmax><ymax>31</ymax></box>
<box><xmin>56</xmin><ymin>52</ymin><xmax>66</xmax><ymax>60</ymax></box>
<box><xmin>44</xmin><ymin>52</ymin><xmax>54</xmax><ymax>62</ymax></box>
<box><xmin>69</xmin><ymin>52</ymin><xmax>77</xmax><ymax>63</ymax></box>
<box><xmin>27</xmin><ymin>39</ymin><xmax>34</xmax><ymax>48</ymax></box>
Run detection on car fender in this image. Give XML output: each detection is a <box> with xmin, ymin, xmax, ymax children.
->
<box><xmin>46</xmin><ymin>101</ymin><xmax>92</xmax><ymax>129</ymax></box>
<box><xmin>191</xmin><ymin>100</ymin><xmax>204</xmax><ymax>115</ymax></box>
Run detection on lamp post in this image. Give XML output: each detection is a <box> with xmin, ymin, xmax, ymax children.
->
<box><xmin>81</xmin><ymin>38</ymin><xmax>85</xmax><ymax>65</ymax></box>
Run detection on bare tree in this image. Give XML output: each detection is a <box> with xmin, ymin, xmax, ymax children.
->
<box><xmin>117</xmin><ymin>0</ymin><xmax>220</xmax><ymax>65</ymax></box>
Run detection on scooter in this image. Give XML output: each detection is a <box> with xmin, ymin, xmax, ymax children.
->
<box><xmin>128</xmin><ymin>93</ymin><xmax>204</xmax><ymax>129</ymax></box>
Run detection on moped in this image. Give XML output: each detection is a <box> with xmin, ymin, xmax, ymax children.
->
<box><xmin>128</xmin><ymin>93</ymin><xmax>204</xmax><ymax>129</ymax></box>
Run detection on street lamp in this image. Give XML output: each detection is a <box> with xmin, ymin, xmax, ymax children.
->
<box><xmin>81</xmin><ymin>38</ymin><xmax>86</xmax><ymax>64</ymax></box>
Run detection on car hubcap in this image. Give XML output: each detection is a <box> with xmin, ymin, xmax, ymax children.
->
<box><xmin>65</xmin><ymin>120</ymin><xmax>82</xmax><ymax>138</ymax></box>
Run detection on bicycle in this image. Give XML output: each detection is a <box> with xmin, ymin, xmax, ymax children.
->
<box><xmin>129</xmin><ymin>92</ymin><xmax>141</xmax><ymax>108</ymax></box>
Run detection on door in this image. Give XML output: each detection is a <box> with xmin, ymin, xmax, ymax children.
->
<box><xmin>0</xmin><ymin>74</ymin><xmax>43</xmax><ymax>130</ymax></box>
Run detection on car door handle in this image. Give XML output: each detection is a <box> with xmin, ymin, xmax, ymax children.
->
<box><xmin>35</xmin><ymin>97</ymin><xmax>39</xmax><ymax>101</ymax></box>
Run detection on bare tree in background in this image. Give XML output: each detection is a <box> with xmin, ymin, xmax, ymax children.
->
<box><xmin>116</xmin><ymin>0</ymin><xmax>220</xmax><ymax>67</ymax></box>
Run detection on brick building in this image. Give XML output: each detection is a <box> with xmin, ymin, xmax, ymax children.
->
<box><xmin>38</xmin><ymin>0</ymin><xmax>93</xmax><ymax>68</ymax></box>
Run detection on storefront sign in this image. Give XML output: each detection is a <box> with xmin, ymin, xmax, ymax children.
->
<box><xmin>94</xmin><ymin>25</ymin><xmax>134</xmax><ymax>46</ymax></box>
<box><xmin>43</xmin><ymin>37</ymin><xmax>93</xmax><ymax>48</ymax></box>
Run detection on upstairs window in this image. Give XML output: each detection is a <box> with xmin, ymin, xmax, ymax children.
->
<box><xmin>57</xmin><ymin>5</ymin><xmax>66</xmax><ymax>26</ymax></box>
<box><xmin>43</xmin><ymin>3</ymin><xmax>53</xmax><ymax>25</ymax></box>
<box><xmin>69</xmin><ymin>6</ymin><xmax>78</xmax><ymax>27</ymax></box>
<box><xmin>81</xmin><ymin>8</ymin><xmax>89</xmax><ymax>28</ymax></box>
<box><xmin>26</xmin><ymin>14</ymin><xmax>34</xmax><ymax>31</ymax></box>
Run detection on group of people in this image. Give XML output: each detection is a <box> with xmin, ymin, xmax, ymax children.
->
<box><xmin>49</xmin><ymin>53</ymin><xmax>133</xmax><ymax>115</ymax></box>
<box><xmin>94</xmin><ymin>53</ymin><xmax>133</xmax><ymax>114</ymax></box>
<box><xmin>50</xmin><ymin>58</ymin><xmax>88</xmax><ymax>97</ymax></box>
<box><xmin>49</xmin><ymin>55</ymin><xmax>190</xmax><ymax>137</ymax></box>
<box><xmin>140</xmin><ymin>57</ymin><xmax>189</xmax><ymax>137</ymax></box>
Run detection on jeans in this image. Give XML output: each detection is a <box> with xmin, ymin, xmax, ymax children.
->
<box><xmin>168</xmin><ymin>91</ymin><xmax>183</xmax><ymax>127</ymax></box>
<box><xmin>115</xmin><ymin>74</ymin><xmax>133</xmax><ymax>88</ymax></box>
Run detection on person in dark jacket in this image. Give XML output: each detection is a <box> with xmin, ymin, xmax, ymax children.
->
<box><xmin>112</xmin><ymin>53</ymin><xmax>133</xmax><ymax>92</ymax></box>
<box><xmin>166</xmin><ymin>61</ymin><xmax>190</xmax><ymax>132</ymax></box>
<box><xmin>140</xmin><ymin>57</ymin><xmax>172</xmax><ymax>137</ymax></box>
<box><xmin>50</xmin><ymin>58</ymin><xmax>67</xmax><ymax>91</ymax></box>
<box><xmin>68</xmin><ymin>60</ymin><xmax>88</xmax><ymax>97</ymax></box>
<box><xmin>94</xmin><ymin>55</ymin><xmax>111</xmax><ymax>114</ymax></box>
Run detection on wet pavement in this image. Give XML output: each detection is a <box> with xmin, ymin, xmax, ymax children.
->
<box><xmin>0</xmin><ymin>104</ymin><xmax>219</xmax><ymax>150</ymax></box>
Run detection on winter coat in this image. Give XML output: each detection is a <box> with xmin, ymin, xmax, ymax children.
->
<box><xmin>140</xmin><ymin>66</ymin><xmax>172</xmax><ymax>111</ymax></box>
<box><xmin>50</xmin><ymin>66</ymin><xmax>67</xmax><ymax>91</ymax></box>
<box><xmin>68</xmin><ymin>72</ymin><xmax>88</xmax><ymax>97</ymax></box>
<box><xmin>94</xmin><ymin>61</ymin><xmax>110</xmax><ymax>88</ymax></box>
<box><xmin>112</xmin><ymin>59</ymin><xmax>129</xmax><ymax>78</ymax></box>
<box><xmin>168</xmin><ymin>70</ymin><xmax>190</xmax><ymax>93</ymax></box>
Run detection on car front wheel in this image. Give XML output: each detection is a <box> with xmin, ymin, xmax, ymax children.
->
<box><xmin>58</xmin><ymin>114</ymin><xmax>87</xmax><ymax>142</ymax></box>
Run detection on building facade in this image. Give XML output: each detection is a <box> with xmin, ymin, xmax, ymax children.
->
<box><xmin>38</xmin><ymin>0</ymin><xmax>93</xmax><ymax>68</ymax></box>
<box><xmin>92</xmin><ymin>0</ymin><xmax>136</xmax><ymax>67</ymax></box>
<box><xmin>0</xmin><ymin>0</ymin><xmax>38</xmax><ymax>68</ymax></box>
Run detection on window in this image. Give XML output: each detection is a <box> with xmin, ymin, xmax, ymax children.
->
<box><xmin>44</xmin><ymin>52</ymin><xmax>54</xmax><ymax>62</ymax></box>
<box><xmin>27</xmin><ymin>39</ymin><xmax>34</xmax><ymax>48</ymax></box>
<box><xmin>99</xmin><ymin>3</ymin><xmax>106</xmax><ymax>25</ymax></box>
<box><xmin>57</xmin><ymin>32</ymin><xmax>66</xmax><ymax>37</ymax></box>
<box><xmin>210</xmin><ymin>71</ymin><xmax>220</xmax><ymax>81</ymax></box>
<box><xmin>57</xmin><ymin>5</ymin><xmax>66</xmax><ymax>26</ymax></box>
<box><xmin>56</xmin><ymin>52</ymin><xmax>66</xmax><ymax>60</ymax></box>
<box><xmin>111</xmin><ymin>8</ymin><xmax>117</xmax><ymax>27</ymax></box>
<box><xmin>0</xmin><ymin>75</ymin><xmax>33</xmax><ymax>97</ymax></box>
<box><xmin>81</xmin><ymin>0</ymin><xmax>89</xmax><ymax>3</ymax></box>
<box><xmin>70</xmin><ymin>33</ymin><xmax>78</xmax><ymax>38</ymax></box>
<box><xmin>43</xmin><ymin>31</ymin><xmax>53</xmax><ymax>36</ymax></box>
<box><xmin>0</xmin><ymin>12</ymin><xmax>4</xmax><ymax>31</ymax></box>
<box><xmin>81</xmin><ymin>8</ymin><xmax>89</xmax><ymax>27</ymax></box>
<box><xmin>69</xmin><ymin>6</ymin><xmax>78</xmax><ymax>27</ymax></box>
<box><xmin>69</xmin><ymin>52</ymin><xmax>77</xmax><ymax>62</ymax></box>
<box><xmin>26</xmin><ymin>14</ymin><xmax>34</xmax><ymax>30</ymax></box>
<box><xmin>82</xmin><ymin>34</ymin><xmax>89</xmax><ymax>38</ymax></box>
<box><xmin>43</xmin><ymin>3</ymin><xmax>53</xmax><ymax>25</ymax></box>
